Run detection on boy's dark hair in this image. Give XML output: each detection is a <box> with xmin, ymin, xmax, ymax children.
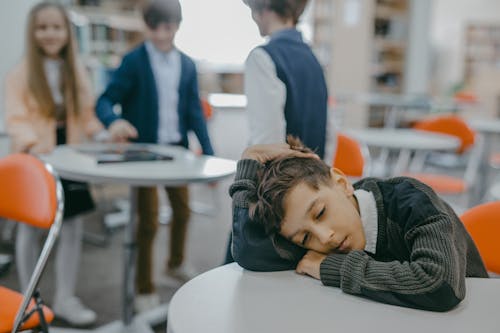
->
<box><xmin>251</xmin><ymin>137</ymin><xmax>331</xmax><ymax>235</ymax></box>
<box><xmin>143</xmin><ymin>0</ymin><xmax>182</xmax><ymax>28</ymax></box>
<box><xmin>243</xmin><ymin>0</ymin><xmax>309</xmax><ymax>24</ymax></box>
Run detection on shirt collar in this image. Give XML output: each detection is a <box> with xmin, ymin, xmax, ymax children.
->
<box><xmin>269</xmin><ymin>28</ymin><xmax>302</xmax><ymax>42</ymax></box>
<box><xmin>354</xmin><ymin>189</ymin><xmax>378</xmax><ymax>254</ymax></box>
<box><xmin>145</xmin><ymin>41</ymin><xmax>177</xmax><ymax>62</ymax></box>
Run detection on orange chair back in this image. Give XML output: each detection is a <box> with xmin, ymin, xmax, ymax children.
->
<box><xmin>0</xmin><ymin>154</ymin><xmax>58</xmax><ymax>229</ymax></box>
<box><xmin>201</xmin><ymin>98</ymin><xmax>213</xmax><ymax>120</ymax></box>
<box><xmin>460</xmin><ymin>201</ymin><xmax>500</xmax><ymax>274</ymax></box>
<box><xmin>333</xmin><ymin>133</ymin><xmax>365</xmax><ymax>178</ymax></box>
<box><xmin>413</xmin><ymin>115</ymin><xmax>475</xmax><ymax>154</ymax></box>
<box><xmin>0</xmin><ymin>286</ymin><xmax>54</xmax><ymax>333</ymax></box>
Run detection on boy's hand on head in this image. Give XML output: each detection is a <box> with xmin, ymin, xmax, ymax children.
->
<box><xmin>109</xmin><ymin>119</ymin><xmax>139</xmax><ymax>142</ymax></box>
<box><xmin>242</xmin><ymin>143</ymin><xmax>319</xmax><ymax>164</ymax></box>
<box><xmin>296</xmin><ymin>250</ymin><xmax>327</xmax><ymax>280</ymax></box>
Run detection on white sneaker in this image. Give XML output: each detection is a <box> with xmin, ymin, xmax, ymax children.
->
<box><xmin>53</xmin><ymin>297</ymin><xmax>97</xmax><ymax>326</ymax></box>
<box><xmin>134</xmin><ymin>293</ymin><xmax>160</xmax><ymax>313</ymax></box>
<box><xmin>166</xmin><ymin>264</ymin><xmax>199</xmax><ymax>282</ymax></box>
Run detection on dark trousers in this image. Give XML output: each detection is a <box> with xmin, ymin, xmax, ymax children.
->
<box><xmin>136</xmin><ymin>186</ymin><xmax>190</xmax><ymax>294</ymax></box>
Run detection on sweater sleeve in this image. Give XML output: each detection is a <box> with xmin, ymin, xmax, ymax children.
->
<box><xmin>229</xmin><ymin>159</ymin><xmax>305</xmax><ymax>271</ymax></box>
<box><xmin>95</xmin><ymin>54</ymin><xmax>135</xmax><ymax>128</ymax></box>
<box><xmin>320</xmin><ymin>214</ymin><xmax>465</xmax><ymax>311</ymax></box>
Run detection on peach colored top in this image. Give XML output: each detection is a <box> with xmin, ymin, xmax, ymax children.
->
<box><xmin>4</xmin><ymin>59</ymin><xmax>103</xmax><ymax>154</ymax></box>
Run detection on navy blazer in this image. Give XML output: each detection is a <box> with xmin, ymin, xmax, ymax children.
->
<box><xmin>96</xmin><ymin>44</ymin><xmax>214</xmax><ymax>155</ymax></box>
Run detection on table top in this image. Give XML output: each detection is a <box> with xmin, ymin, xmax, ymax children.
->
<box><xmin>336</xmin><ymin>93</ymin><xmax>462</xmax><ymax>112</ymax></box>
<box><xmin>167</xmin><ymin>263</ymin><xmax>500</xmax><ymax>333</ymax></box>
<box><xmin>469</xmin><ymin>118</ymin><xmax>500</xmax><ymax>134</ymax></box>
<box><xmin>40</xmin><ymin>143</ymin><xmax>237</xmax><ymax>186</ymax></box>
<box><xmin>346</xmin><ymin>128</ymin><xmax>460</xmax><ymax>151</ymax></box>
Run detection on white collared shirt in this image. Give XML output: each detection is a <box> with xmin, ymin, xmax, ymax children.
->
<box><xmin>145</xmin><ymin>41</ymin><xmax>181</xmax><ymax>144</ymax></box>
<box><xmin>44</xmin><ymin>58</ymin><xmax>63</xmax><ymax>105</ymax></box>
<box><xmin>354</xmin><ymin>189</ymin><xmax>378</xmax><ymax>254</ymax></box>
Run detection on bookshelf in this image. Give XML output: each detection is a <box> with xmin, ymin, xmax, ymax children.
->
<box><xmin>311</xmin><ymin>0</ymin><xmax>414</xmax><ymax>127</ymax></box>
<box><xmin>68</xmin><ymin>0</ymin><xmax>145</xmax><ymax>94</ymax></box>
<box><xmin>464</xmin><ymin>23</ymin><xmax>500</xmax><ymax>85</ymax></box>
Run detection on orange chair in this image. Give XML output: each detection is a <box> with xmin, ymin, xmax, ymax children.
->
<box><xmin>0</xmin><ymin>154</ymin><xmax>64</xmax><ymax>333</ymax></box>
<box><xmin>460</xmin><ymin>201</ymin><xmax>500</xmax><ymax>275</ymax></box>
<box><xmin>405</xmin><ymin>115</ymin><xmax>483</xmax><ymax>205</ymax></box>
<box><xmin>201</xmin><ymin>98</ymin><xmax>213</xmax><ymax>120</ymax></box>
<box><xmin>333</xmin><ymin>133</ymin><xmax>370</xmax><ymax>179</ymax></box>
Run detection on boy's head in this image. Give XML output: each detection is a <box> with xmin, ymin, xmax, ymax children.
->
<box><xmin>243</xmin><ymin>0</ymin><xmax>308</xmax><ymax>36</ymax></box>
<box><xmin>253</xmin><ymin>138</ymin><xmax>366</xmax><ymax>254</ymax></box>
<box><xmin>142</xmin><ymin>0</ymin><xmax>182</xmax><ymax>52</ymax></box>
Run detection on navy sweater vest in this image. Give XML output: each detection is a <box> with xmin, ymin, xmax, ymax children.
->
<box><xmin>261</xmin><ymin>29</ymin><xmax>328</xmax><ymax>158</ymax></box>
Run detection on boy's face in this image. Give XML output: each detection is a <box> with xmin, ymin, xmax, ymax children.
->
<box><xmin>146</xmin><ymin>22</ymin><xmax>179</xmax><ymax>52</ymax></box>
<box><xmin>280</xmin><ymin>170</ymin><xmax>366</xmax><ymax>254</ymax></box>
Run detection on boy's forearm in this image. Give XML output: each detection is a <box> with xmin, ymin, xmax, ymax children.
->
<box><xmin>320</xmin><ymin>218</ymin><xmax>466</xmax><ymax>311</ymax></box>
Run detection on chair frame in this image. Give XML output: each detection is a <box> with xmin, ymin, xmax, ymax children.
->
<box><xmin>5</xmin><ymin>157</ymin><xmax>64</xmax><ymax>333</ymax></box>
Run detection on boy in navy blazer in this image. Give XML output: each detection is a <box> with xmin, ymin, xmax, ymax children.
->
<box><xmin>96</xmin><ymin>0</ymin><xmax>214</xmax><ymax>312</ymax></box>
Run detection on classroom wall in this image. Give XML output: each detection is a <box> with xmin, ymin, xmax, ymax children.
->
<box><xmin>430</xmin><ymin>0</ymin><xmax>500</xmax><ymax>94</ymax></box>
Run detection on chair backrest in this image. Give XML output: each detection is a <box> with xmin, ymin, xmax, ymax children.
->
<box><xmin>201</xmin><ymin>98</ymin><xmax>213</xmax><ymax>120</ymax></box>
<box><xmin>413</xmin><ymin>115</ymin><xmax>475</xmax><ymax>154</ymax></box>
<box><xmin>460</xmin><ymin>201</ymin><xmax>500</xmax><ymax>274</ymax></box>
<box><xmin>333</xmin><ymin>133</ymin><xmax>370</xmax><ymax>178</ymax></box>
<box><xmin>0</xmin><ymin>154</ymin><xmax>64</xmax><ymax>332</ymax></box>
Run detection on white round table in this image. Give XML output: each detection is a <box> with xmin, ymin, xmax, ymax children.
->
<box><xmin>40</xmin><ymin>143</ymin><xmax>236</xmax><ymax>332</ymax></box>
<box><xmin>167</xmin><ymin>263</ymin><xmax>500</xmax><ymax>333</ymax></box>
<box><xmin>469</xmin><ymin>118</ymin><xmax>500</xmax><ymax>203</ymax></box>
<box><xmin>345</xmin><ymin>128</ymin><xmax>460</xmax><ymax>175</ymax></box>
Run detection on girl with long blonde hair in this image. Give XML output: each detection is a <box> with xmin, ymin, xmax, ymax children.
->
<box><xmin>4</xmin><ymin>2</ymin><xmax>106</xmax><ymax>326</ymax></box>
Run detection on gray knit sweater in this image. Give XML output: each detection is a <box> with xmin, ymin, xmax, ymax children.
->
<box><xmin>230</xmin><ymin>159</ymin><xmax>488</xmax><ymax>311</ymax></box>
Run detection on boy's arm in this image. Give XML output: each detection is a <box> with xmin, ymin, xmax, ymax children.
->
<box><xmin>186</xmin><ymin>63</ymin><xmax>213</xmax><ymax>155</ymax></box>
<box><xmin>230</xmin><ymin>159</ymin><xmax>304</xmax><ymax>271</ymax></box>
<box><xmin>95</xmin><ymin>55</ymin><xmax>135</xmax><ymax>128</ymax></box>
<box><xmin>319</xmin><ymin>214</ymin><xmax>467</xmax><ymax>311</ymax></box>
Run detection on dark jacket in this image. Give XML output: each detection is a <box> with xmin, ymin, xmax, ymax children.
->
<box><xmin>96</xmin><ymin>43</ymin><xmax>213</xmax><ymax>155</ymax></box>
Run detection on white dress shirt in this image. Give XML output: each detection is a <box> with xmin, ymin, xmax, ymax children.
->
<box><xmin>354</xmin><ymin>189</ymin><xmax>378</xmax><ymax>254</ymax></box>
<box><xmin>145</xmin><ymin>41</ymin><xmax>181</xmax><ymax>144</ymax></box>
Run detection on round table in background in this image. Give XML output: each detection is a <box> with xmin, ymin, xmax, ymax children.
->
<box><xmin>41</xmin><ymin>143</ymin><xmax>237</xmax><ymax>333</ymax></box>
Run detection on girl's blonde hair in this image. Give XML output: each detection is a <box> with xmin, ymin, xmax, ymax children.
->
<box><xmin>26</xmin><ymin>2</ymin><xmax>81</xmax><ymax>118</ymax></box>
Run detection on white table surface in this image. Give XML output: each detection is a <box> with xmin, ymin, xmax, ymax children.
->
<box><xmin>40</xmin><ymin>143</ymin><xmax>237</xmax><ymax>333</ymax></box>
<box><xmin>40</xmin><ymin>143</ymin><xmax>237</xmax><ymax>187</ymax></box>
<box><xmin>168</xmin><ymin>263</ymin><xmax>500</xmax><ymax>333</ymax></box>
<box><xmin>469</xmin><ymin>118</ymin><xmax>500</xmax><ymax>135</ymax></box>
<box><xmin>345</xmin><ymin>128</ymin><xmax>460</xmax><ymax>151</ymax></box>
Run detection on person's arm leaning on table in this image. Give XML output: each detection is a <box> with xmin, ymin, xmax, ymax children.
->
<box><xmin>230</xmin><ymin>140</ymin><xmax>489</xmax><ymax>312</ymax></box>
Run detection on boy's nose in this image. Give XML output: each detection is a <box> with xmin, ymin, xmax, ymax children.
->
<box><xmin>313</xmin><ymin>225</ymin><xmax>334</xmax><ymax>245</ymax></box>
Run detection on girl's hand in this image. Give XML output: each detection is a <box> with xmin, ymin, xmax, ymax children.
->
<box><xmin>296</xmin><ymin>250</ymin><xmax>327</xmax><ymax>280</ymax></box>
<box><xmin>242</xmin><ymin>143</ymin><xmax>318</xmax><ymax>164</ymax></box>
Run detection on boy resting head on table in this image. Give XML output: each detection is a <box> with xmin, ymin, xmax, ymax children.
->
<box><xmin>229</xmin><ymin>137</ymin><xmax>488</xmax><ymax>312</ymax></box>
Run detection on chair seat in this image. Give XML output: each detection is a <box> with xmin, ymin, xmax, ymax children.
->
<box><xmin>0</xmin><ymin>286</ymin><xmax>54</xmax><ymax>333</ymax></box>
<box><xmin>405</xmin><ymin>173</ymin><xmax>467</xmax><ymax>194</ymax></box>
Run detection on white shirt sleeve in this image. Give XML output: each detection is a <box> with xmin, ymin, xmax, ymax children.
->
<box><xmin>244</xmin><ymin>47</ymin><xmax>286</xmax><ymax>145</ymax></box>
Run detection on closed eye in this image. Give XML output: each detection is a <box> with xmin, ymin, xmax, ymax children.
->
<box><xmin>316</xmin><ymin>207</ymin><xmax>325</xmax><ymax>220</ymax></box>
<box><xmin>301</xmin><ymin>232</ymin><xmax>310</xmax><ymax>246</ymax></box>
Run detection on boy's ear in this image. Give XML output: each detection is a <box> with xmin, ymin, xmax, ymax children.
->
<box><xmin>330</xmin><ymin>168</ymin><xmax>355</xmax><ymax>196</ymax></box>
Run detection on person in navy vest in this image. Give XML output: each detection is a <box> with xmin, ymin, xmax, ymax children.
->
<box><xmin>243</xmin><ymin>0</ymin><xmax>331</xmax><ymax>159</ymax></box>
<box><xmin>224</xmin><ymin>0</ymin><xmax>332</xmax><ymax>263</ymax></box>
<box><xmin>95</xmin><ymin>0</ymin><xmax>214</xmax><ymax>312</ymax></box>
